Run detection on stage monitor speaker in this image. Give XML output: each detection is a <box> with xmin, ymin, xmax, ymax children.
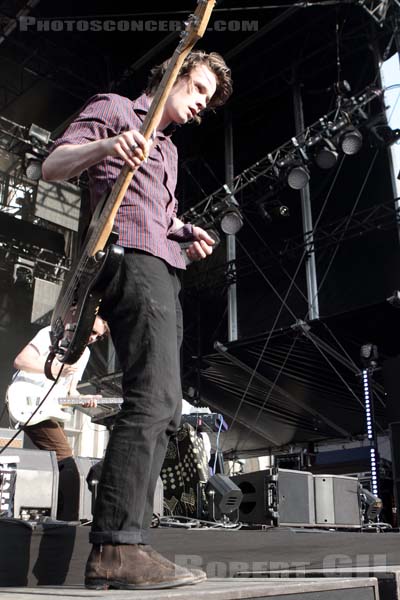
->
<box><xmin>314</xmin><ymin>474</ymin><xmax>361</xmax><ymax>526</ymax></box>
<box><xmin>232</xmin><ymin>468</ymin><xmax>315</xmax><ymax>526</ymax></box>
<box><xmin>75</xmin><ymin>456</ymin><xmax>101</xmax><ymax>521</ymax></box>
<box><xmin>0</xmin><ymin>448</ymin><xmax>58</xmax><ymax>520</ymax></box>
<box><xmin>79</xmin><ymin>458</ymin><xmax>164</xmax><ymax>520</ymax></box>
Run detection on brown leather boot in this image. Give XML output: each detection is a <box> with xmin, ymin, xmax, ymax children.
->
<box><xmin>140</xmin><ymin>544</ymin><xmax>207</xmax><ymax>583</ymax></box>
<box><xmin>85</xmin><ymin>544</ymin><xmax>195</xmax><ymax>590</ymax></box>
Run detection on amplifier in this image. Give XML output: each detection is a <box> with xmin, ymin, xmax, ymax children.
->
<box><xmin>0</xmin><ymin>448</ymin><xmax>58</xmax><ymax>520</ymax></box>
<box><xmin>314</xmin><ymin>474</ymin><xmax>361</xmax><ymax>526</ymax></box>
<box><xmin>75</xmin><ymin>456</ymin><xmax>100</xmax><ymax>521</ymax></box>
<box><xmin>82</xmin><ymin>459</ymin><xmax>164</xmax><ymax>519</ymax></box>
<box><xmin>232</xmin><ymin>468</ymin><xmax>315</xmax><ymax>526</ymax></box>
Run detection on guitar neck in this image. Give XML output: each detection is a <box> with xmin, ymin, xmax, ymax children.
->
<box><xmin>85</xmin><ymin>1</ymin><xmax>215</xmax><ymax>258</ymax></box>
<box><xmin>59</xmin><ymin>397</ymin><xmax>122</xmax><ymax>406</ymax></box>
<box><xmin>87</xmin><ymin>50</ymin><xmax>189</xmax><ymax>257</ymax></box>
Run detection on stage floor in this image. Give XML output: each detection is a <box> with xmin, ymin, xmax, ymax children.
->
<box><xmin>0</xmin><ymin>519</ymin><xmax>399</xmax><ymax>587</ymax></box>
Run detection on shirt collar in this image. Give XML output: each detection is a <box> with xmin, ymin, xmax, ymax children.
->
<box><xmin>132</xmin><ymin>93</ymin><xmax>176</xmax><ymax>139</ymax></box>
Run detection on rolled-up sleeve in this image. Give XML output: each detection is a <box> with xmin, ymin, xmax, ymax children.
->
<box><xmin>50</xmin><ymin>94</ymin><xmax>124</xmax><ymax>151</ymax></box>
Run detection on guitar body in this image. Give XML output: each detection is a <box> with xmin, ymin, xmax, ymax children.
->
<box><xmin>7</xmin><ymin>380</ymin><xmax>72</xmax><ymax>426</ymax></box>
<box><xmin>51</xmin><ymin>241</ymin><xmax>124</xmax><ymax>365</ymax></box>
<box><xmin>6</xmin><ymin>379</ymin><xmax>122</xmax><ymax>426</ymax></box>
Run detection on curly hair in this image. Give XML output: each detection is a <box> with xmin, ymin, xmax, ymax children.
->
<box><xmin>145</xmin><ymin>50</ymin><xmax>232</xmax><ymax>120</ymax></box>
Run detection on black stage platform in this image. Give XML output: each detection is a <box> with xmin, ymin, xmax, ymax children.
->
<box><xmin>1</xmin><ymin>520</ymin><xmax>399</xmax><ymax>587</ymax></box>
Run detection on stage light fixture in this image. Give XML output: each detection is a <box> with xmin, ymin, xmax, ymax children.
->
<box><xmin>29</xmin><ymin>123</ymin><xmax>51</xmax><ymax>146</ymax></box>
<box><xmin>314</xmin><ymin>139</ymin><xmax>339</xmax><ymax>169</ymax></box>
<box><xmin>360</xmin><ymin>343</ymin><xmax>378</xmax><ymax>368</ymax></box>
<box><xmin>218</xmin><ymin>184</ymin><xmax>244</xmax><ymax>235</ymax></box>
<box><xmin>13</xmin><ymin>264</ymin><xmax>34</xmax><ymax>287</ymax></box>
<box><xmin>25</xmin><ymin>152</ymin><xmax>43</xmax><ymax>181</ymax></box>
<box><xmin>339</xmin><ymin>127</ymin><xmax>363</xmax><ymax>155</ymax></box>
<box><xmin>287</xmin><ymin>164</ymin><xmax>310</xmax><ymax>190</ymax></box>
<box><xmin>205</xmin><ymin>473</ymin><xmax>243</xmax><ymax>520</ymax></box>
<box><xmin>220</xmin><ymin>205</ymin><xmax>244</xmax><ymax>235</ymax></box>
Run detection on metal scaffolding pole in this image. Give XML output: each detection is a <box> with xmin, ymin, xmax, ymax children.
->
<box><xmin>225</xmin><ymin>109</ymin><xmax>238</xmax><ymax>341</ymax></box>
<box><xmin>292</xmin><ymin>80</ymin><xmax>320</xmax><ymax>320</ymax></box>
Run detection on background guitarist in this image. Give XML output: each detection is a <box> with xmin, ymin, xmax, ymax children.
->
<box><xmin>42</xmin><ymin>50</ymin><xmax>232</xmax><ymax>589</ymax></box>
<box><xmin>11</xmin><ymin>316</ymin><xmax>108</xmax><ymax>519</ymax></box>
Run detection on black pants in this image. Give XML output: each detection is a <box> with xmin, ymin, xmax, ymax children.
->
<box><xmin>90</xmin><ymin>250</ymin><xmax>183</xmax><ymax>544</ymax></box>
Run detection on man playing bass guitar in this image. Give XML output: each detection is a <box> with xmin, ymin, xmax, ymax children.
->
<box><xmin>42</xmin><ymin>50</ymin><xmax>232</xmax><ymax>589</ymax></box>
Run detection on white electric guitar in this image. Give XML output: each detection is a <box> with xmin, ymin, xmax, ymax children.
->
<box><xmin>6</xmin><ymin>379</ymin><xmax>121</xmax><ymax>426</ymax></box>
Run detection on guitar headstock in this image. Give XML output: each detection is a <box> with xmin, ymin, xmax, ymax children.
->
<box><xmin>178</xmin><ymin>0</ymin><xmax>216</xmax><ymax>54</ymax></box>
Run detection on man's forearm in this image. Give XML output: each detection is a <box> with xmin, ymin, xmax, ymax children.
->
<box><xmin>42</xmin><ymin>139</ymin><xmax>110</xmax><ymax>181</ymax></box>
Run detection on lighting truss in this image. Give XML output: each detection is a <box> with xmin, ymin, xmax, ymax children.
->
<box><xmin>182</xmin><ymin>85</ymin><xmax>383</xmax><ymax>227</ymax></box>
<box><xmin>358</xmin><ymin>0</ymin><xmax>398</xmax><ymax>25</ymax></box>
<box><xmin>0</xmin><ymin>116</ymin><xmax>30</xmax><ymax>154</ymax></box>
<box><xmin>184</xmin><ymin>200</ymin><xmax>399</xmax><ymax>291</ymax></box>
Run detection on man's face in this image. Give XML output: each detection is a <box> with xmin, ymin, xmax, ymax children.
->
<box><xmin>88</xmin><ymin>316</ymin><xmax>107</xmax><ymax>345</ymax></box>
<box><xmin>163</xmin><ymin>64</ymin><xmax>217</xmax><ymax>126</ymax></box>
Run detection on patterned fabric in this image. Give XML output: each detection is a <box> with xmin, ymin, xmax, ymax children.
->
<box><xmin>51</xmin><ymin>93</ymin><xmax>186</xmax><ymax>269</ymax></box>
<box><xmin>161</xmin><ymin>423</ymin><xmax>210</xmax><ymax>517</ymax></box>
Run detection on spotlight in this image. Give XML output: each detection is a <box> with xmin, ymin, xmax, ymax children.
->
<box><xmin>339</xmin><ymin>127</ymin><xmax>363</xmax><ymax>155</ymax></box>
<box><xmin>219</xmin><ymin>184</ymin><xmax>244</xmax><ymax>235</ymax></box>
<box><xmin>28</xmin><ymin>123</ymin><xmax>51</xmax><ymax>146</ymax></box>
<box><xmin>259</xmin><ymin>204</ymin><xmax>290</xmax><ymax>222</ymax></box>
<box><xmin>333</xmin><ymin>80</ymin><xmax>352</xmax><ymax>97</ymax></box>
<box><xmin>13</xmin><ymin>264</ymin><xmax>33</xmax><ymax>287</ymax></box>
<box><xmin>287</xmin><ymin>164</ymin><xmax>310</xmax><ymax>190</ymax></box>
<box><xmin>25</xmin><ymin>152</ymin><xmax>43</xmax><ymax>181</ymax></box>
<box><xmin>220</xmin><ymin>205</ymin><xmax>244</xmax><ymax>235</ymax></box>
<box><xmin>205</xmin><ymin>474</ymin><xmax>243</xmax><ymax>521</ymax></box>
<box><xmin>278</xmin><ymin>205</ymin><xmax>290</xmax><ymax>217</ymax></box>
<box><xmin>314</xmin><ymin>139</ymin><xmax>339</xmax><ymax>169</ymax></box>
<box><xmin>360</xmin><ymin>343</ymin><xmax>378</xmax><ymax>368</ymax></box>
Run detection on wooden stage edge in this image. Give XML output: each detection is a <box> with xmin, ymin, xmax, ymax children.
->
<box><xmin>0</xmin><ymin>519</ymin><xmax>400</xmax><ymax>597</ymax></box>
<box><xmin>0</xmin><ymin>578</ymin><xmax>383</xmax><ymax>600</ymax></box>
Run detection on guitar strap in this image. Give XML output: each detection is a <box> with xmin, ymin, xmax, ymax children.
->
<box><xmin>44</xmin><ymin>352</ymin><xmax>56</xmax><ymax>381</ymax></box>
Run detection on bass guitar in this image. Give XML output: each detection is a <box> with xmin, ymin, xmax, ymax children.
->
<box><xmin>6</xmin><ymin>379</ymin><xmax>121</xmax><ymax>426</ymax></box>
<box><xmin>48</xmin><ymin>0</ymin><xmax>216</xmax><ymax>369</ymax></box>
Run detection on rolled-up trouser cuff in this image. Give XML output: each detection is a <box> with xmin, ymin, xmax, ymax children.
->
<box><xmin>89</xmin><ymin>529</ymin><xmax>151</xmax><ymax>545</ymax></box>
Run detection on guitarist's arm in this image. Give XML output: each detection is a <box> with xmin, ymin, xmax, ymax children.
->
<box><xmin>42</xmin><ymin>96</ymin><xmax>152</xmax><ymax>182</ymax></box>
<box><xmin>15</xmin><ymin>343</ymin><xmax>78</xmax><ymax>381</ymax></box>
<box><xmin>66</xmin><ymin>348</ymin><xmax>99</xmax><ymax>408</ymax></box>
<box><xmin>42</xmin><ymin>132</ymin><xmax>149</xmax><ymax>182</ymax></box>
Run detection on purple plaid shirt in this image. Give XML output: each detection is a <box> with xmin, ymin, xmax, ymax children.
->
<box><xmin>51</xmin><ymin>93</ymin><xmax>186</xmax><ymax>269</ymax></box>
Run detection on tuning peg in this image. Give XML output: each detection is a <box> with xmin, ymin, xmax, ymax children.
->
<box><xmin>184</xmin><ymin>14</ymin><xmax>197</xmax><ymax>29</ymax></box>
